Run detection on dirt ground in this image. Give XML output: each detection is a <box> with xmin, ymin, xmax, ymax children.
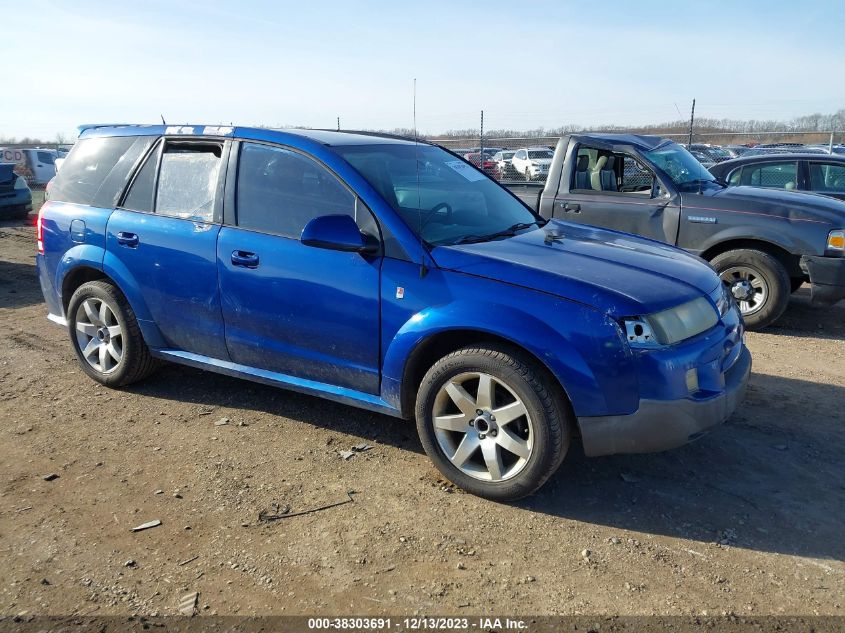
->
<box><xmin>0</xmin><ymin>205</ymin><xmax>843</xmax><ymax>619</ymax></box>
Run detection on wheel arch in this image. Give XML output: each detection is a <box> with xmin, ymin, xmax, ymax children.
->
<box><xmin>398</xmin><ymin>328</ymin><xmax>576</xmax><ymax>425</ymax></box>
<box><xmin>700</xmin><ymin>238</ymin><xmax>802</xmax><ymax>277</ymax></box>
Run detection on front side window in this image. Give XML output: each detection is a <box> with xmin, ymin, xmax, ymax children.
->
<box><xmin>743</xmin><ymin>161</ymin><xmax>798</xmax><ymax>189</ymax></box>
<box><xmin>156</xmin><ymin>144</ymin><xmax>221</xmax><ymax>221</ymax></box>
<box><xmin>338</xmin><ymin>143</ymin><xmax>538</xmax><ymax>247</ymax></box>
<box><xmin>808</xmin><ymin>162</ymin><xmax>845</xmax><ymax>193</ymax></box>
<box><xmin>236</xmin><ymin>143</ymin><xmax>356</xmax><ymax>238</ymax></box>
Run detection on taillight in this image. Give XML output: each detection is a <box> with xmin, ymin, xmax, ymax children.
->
<box><xmin>36</xmin><ymin>207</ymin><xmax>44</xmax><ymax>254</ymax></box>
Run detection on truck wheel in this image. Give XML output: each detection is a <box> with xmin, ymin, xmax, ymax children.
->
<box><xmin>415</xmin><ymin>344</ymin><xmax>570</xmax><ymax>501</ymax></box>
<box><xmin>711</xmin><ymin>249</ymin><xmax>790</xmax><ymax>330</ymax></box>
<box><xmin>67</xmin><ymin>280</ymin><xmax>157</xmax><ymax>387</ymax></box>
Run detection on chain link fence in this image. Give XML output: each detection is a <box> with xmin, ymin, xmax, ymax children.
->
<box><xmin>0</xmin><ymin>142</ymin><xmax>74</xmax><ymax>187</ymax></box>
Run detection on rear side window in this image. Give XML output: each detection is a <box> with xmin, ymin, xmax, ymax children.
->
<box><xmin>236</xmin><ymin>142</ymin><xmax>355</xmax><ymax>238</ymax></box>
<box><xmin>36</xmin><ymin>151</ymin><xmax>55</xmax><ymax>165</ymax></box>
<box><xmin>808</xmin><ymin>162</ymin><xmax>845</xmax><ymax>193</ymax></box>
<box><xmin>122</xmin><ymin>147</ymin><xmax>159</xmax><ymax>213</ymax></box>
<box><xmin>742</xmin><ymin>161</ymin><xmax>798</xmax><ymax>189</ymax></box>
<box><xmin>156</xmin><ymin>144</ymin><xmax>221</xmax><ymax>222</ymax></box>
<box><xmin>48</xmin><ymin>136</ymin><xmax>137</xmax><ymax>205</ymax></box>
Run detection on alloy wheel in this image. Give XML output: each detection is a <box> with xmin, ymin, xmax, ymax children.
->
<box><xmin>74</xmin><ymin>298</ymin><xmax>124</xmax><ymax>373</ymax></box>
<box><xmin>432</xmin><ymin>372</ymin><xmax>534</xmax><ymax>482</ymax></box>
<box><xmin>720</xmin><ymin>266</ymin><xmax>769</xmax><ymax>316</ymax></box>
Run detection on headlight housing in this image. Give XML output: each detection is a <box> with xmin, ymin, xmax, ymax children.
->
<box><xmin>826</xmin><ymin>229</ymin><xmax>845</xmax><ymax>255</ymax></box>
<box><xmin>623</xmin><ymin>296</ymin><xmax>719</xmax><ymax>347</ymax></box>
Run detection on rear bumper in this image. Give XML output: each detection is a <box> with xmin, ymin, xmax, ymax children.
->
<box><xmin>800</xmin><ymin>255</ymin><xmax>845</xmax><ymax>306</ymax></box>
<box><xmin>579</xmin><ymin>345</ymin><xmax>751</xmax><ymax>457</ymax></box>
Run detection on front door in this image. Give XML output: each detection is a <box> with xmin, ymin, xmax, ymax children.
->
<box><xmin>105</xmin><ymin>138</ymin><xmax>230</xmax><ymax>359</ymax></box>
<box><xmin>554</xmin><ymin>145</ymin><xmax>681</xmax><ymax>244</ymax></box>
<box><xmin>217</xmin><ymin>141</ymin><xmax>382</xmax><ymax>394</ymax></box>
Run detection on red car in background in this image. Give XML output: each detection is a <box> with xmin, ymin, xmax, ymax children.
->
<box><xmin>463</xmin><ymin>152</ymin><xmax>499</xmax><ymax>178</ymax></box>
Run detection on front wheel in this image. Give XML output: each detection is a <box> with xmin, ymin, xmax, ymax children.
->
<box><xmin>415</xmin><ymin>345</ymin><xmax>570</xmax><ymax>501</ymax></box>
<box><xmin>67</xmin><ymin>280</ymin><xmax>157</xmax><ymax>387</ymax></box>
<box><xmin>711</xmin><ymin>249</ymin><xmax>790</xmax><ymax>330</ymax></box>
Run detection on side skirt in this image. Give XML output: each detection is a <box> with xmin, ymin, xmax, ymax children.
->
<box><xmin>152</xmin><ymin>349</ymin><xmax>402</xmax><ymax>418</ymax></box>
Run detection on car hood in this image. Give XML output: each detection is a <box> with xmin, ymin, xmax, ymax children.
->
<box><xmin>0</xmin><ymin>163</ymin><xmax>16</xmax><ymax>184</ymax></box>
<box><xmin>431</xmin><ymin>220</ymin><xmax>721</xmax><ymax>316</ymax></box>
<box><xmin>530</xmin><ymin>158</ymin><xmax>552</xmax><ymax>165</ymax></box>
<box><xmin>692</xmin><ymin>184</ymin><xmax>845</xmax><ymax>225</ymax></box>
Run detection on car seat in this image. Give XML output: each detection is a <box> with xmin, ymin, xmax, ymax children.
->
<box><xmin>574</xmin><ymin>155</ymin><xmax>590</xmax><ymax>189</ymax></box>
<box><xmin>590</xmin><ymin>155</ymin><xmax>617</xmax><ymax>191</ymax></box>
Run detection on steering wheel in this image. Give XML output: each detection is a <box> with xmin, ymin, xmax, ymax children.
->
<box><xmin>421</xmin><ymin>202</ymin><xmax>453</xmax><ymax>225</ymax></box>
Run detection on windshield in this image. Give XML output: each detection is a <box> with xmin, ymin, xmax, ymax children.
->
<box><xmin>645</xmin><ymin>142</ymin><xmax>717</xmax><ymax>188</ymax></box>
<box><xmin>338</xmin><ymin>143</ymin><xmax>539</xmax><ymax>246</ymax></box>
<box><xmin>528</xmin><ymin>150</ymin><xmax>553</xmax><ymax>159</ymax></box>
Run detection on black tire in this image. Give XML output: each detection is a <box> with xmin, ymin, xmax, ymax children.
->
<box><xmin>67</xmin><ymin>280</ymin><xmax>157</xmax><ymax>387</ymax></box>
<box><xmin>415</xmin><ymin>344</ymin><xmax>571</xmax><ymax>501</ymax></box>
<box><xmin>710</xmin><ymin>249</ymin><xmax>790</xmax><ymax>330</ymax></box>
<box><xmin>790</xmin><ymin>277</ymin><xmax>805</xmax><ymax>293</ymax></box>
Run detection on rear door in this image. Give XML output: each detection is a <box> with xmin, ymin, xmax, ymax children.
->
<box><xmin>553</xmin><ymin>144</ymin><xmax>681</xmax><ymax>244</ymax></box>
<box><xmin>106</xmin><ymin>138</ymin><xmax>230</xmax><ymax>359</ymax></box>
<box><xmin>217</xmin><ymin>141</ymin><xmax>382</xmax><ymax>393</ymax></box>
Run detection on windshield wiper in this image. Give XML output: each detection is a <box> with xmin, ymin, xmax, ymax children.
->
<box><xmin>452</xmin><ymin>222</ymin><xmax>537</xmax><ymax>245</ymax></box>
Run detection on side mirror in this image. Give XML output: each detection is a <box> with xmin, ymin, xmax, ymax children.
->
<box><xmin>301</xmin><ymin>214</ymin><xmax>378</xmax><ymax>254</ymax></box>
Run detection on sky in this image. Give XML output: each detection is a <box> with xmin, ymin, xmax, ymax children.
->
<box><xmin>1</xmin><ymin>0</ymin><xmax>843</xmax><ymax>140</ymax></box>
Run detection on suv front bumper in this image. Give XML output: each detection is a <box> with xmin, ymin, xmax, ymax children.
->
<box><xmin>578</xmin><ymin>345</ymin><xmax>751</xmax><ymax>457</ymax></box>
<box><xmin>800</xmin><ymin>255</ymin><xmax>845</xmax><ymax>306</ymax></box>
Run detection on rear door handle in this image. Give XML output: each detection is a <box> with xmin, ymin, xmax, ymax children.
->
<box><xmin>231</xmin><ymin>250</ymin><xmax>259</xmax><ymax>268</ymax></box>
<box><xmin>116</xmin><ymin>231</ymin><xmax>139</xmax><ymax>247</ymax></box>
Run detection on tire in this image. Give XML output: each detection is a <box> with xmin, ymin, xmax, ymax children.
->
<box><xmin>415</xmin><ymin>344</ymin><xmax>571</xmax><ymax>501</ymax></box>
<box><xmin>67</xmin><ymin>280</ymin><xmax>157</xmax><ymax>387</ymax></box>
<box><xmin>710</xmin><ymin>249</ymin><xmax>790</xmax><ymax>330</ymax></box>
<box><xmin>790</xmin><ymin>277</ymin><xmax>805</xmax><ymax>293</ymax></box>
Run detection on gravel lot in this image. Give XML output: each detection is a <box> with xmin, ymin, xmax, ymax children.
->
<box><xmin>0</xmin><ymin>208</ymin><xmax>843</xmax><ymax>618</ymax></box>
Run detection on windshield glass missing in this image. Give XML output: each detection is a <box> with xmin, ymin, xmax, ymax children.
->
<box><xmin>645</xmin><ymin>142</ymin><xmax>717</xmax><ymax>189</ymax></box>
<box><xmin>337</xmin><ymin>144</ymin><xmax>539</xmax><ymax>246</ymax></box>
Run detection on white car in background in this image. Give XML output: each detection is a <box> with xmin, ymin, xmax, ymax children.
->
<box><xmin>511</xmin><ymin>147</ymin><xmax>554</xmax><ymax>181</ymax></box>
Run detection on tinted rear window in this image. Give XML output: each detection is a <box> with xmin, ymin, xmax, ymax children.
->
<box><xmin>49</xmin><ymin>136</ymin><xmax>138</xmax><ymax>206</ymax></box>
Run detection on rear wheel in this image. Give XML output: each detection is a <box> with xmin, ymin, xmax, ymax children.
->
<box><xmin>415</xmin><ymin>344</ymin><xmax>570</xmax><ymax>501</ymax></box>
<box><xmin>711</xmin><ymin>249</ymin><xmax>790</xmax><ymax>330</ymax></box>
<box><xmin>67</xmin><ymin>280</ymin><xmax>156</xmax><ymax>387</ymax></box>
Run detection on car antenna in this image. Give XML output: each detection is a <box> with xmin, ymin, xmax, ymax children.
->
<box><xmin>160</xmin><ymin>114</ymin><xmax>166</xmax><ymax>125</ymax></box>
<box><xmin>413</xmin><ymin>78</ymin><xmax>428</xmax><ymax>279</ymax></box>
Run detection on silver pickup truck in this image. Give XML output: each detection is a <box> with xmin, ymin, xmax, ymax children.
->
<box><xmin>503</xmin><ymin>133</ymin><xmax>845</xmax><ymax>329</ymax></box>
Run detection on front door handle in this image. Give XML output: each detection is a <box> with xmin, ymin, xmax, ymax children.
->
<box><xmin>563</xmin><ymin>203</ymin><xmax>581</xmax><ymax>213</ymax></box>
<box><xmin>231</xmin><ymin>250</ymin><xmax>259</xmax><ymax>268</ymax></box>
<box><xmin>116</xmin><ymin>231</ymin><xmax>139</xmax><ymax>247</ymax></box>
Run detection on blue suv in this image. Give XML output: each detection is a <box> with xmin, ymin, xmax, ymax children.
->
<box><xmin>36</xmin><ymin>125</ymin><xmax>750</xmax><ymax>500</ymax></box>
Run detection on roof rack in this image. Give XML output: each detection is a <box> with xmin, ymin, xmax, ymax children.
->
<box><xmin>313</xmin><ymin>128</ymin><xmax>426</xmax><ymax>144</ymax></box>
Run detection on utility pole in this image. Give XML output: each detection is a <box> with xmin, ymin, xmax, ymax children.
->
<box><xmin>829</xmin><ymin>126</ymin><xmax>835</xmax><ymax>154</ymax></box>
<box><xmin>479</xmin><ymin>110</ymin><xmax>484</xmax><ymax>163</ymax></box>
<box><xmin>687</xmin><ymin>99</ymin><xmax>696</xmax><ymax>147</ymax></box>
<box><xmin>337</xmin><ymin>117</ymin><xmax>340</xmax><ymax>132</ymax></box>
